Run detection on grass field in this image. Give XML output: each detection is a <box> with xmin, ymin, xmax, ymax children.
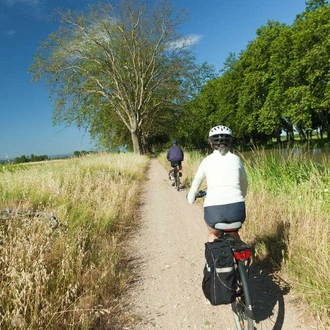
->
<box><xmin>1</xmin><ymin>149</ymin><xmax>329</xmax><ymax>329</ymax></box>
<box><xmin>0</xmin><ymin>152</ymin><xmax>149</xmax><ymax>330</ymax></box>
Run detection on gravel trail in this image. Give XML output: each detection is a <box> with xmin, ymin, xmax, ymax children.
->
<box><xmin>128</xmin><ymin>157</ymin><xmax>319</xmax><ymax>330</ymax></box>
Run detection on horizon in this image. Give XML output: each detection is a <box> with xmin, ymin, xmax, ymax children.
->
<box><xmin>0</xmin><ymin>151</ymin><xmax>92</xmax><ymax>162</ymax></box>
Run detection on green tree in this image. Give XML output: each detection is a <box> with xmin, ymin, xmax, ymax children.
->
<box><xmin>29</xmin><ymin>0</ymin><xmax>196</xmax><ymax>154</ymax></box>
<box><xmin>174</xmin><ymin>0</ymin><xmax>330</xmax><ymax>149</ymax></box>
<box><xmin>231</xmin><ymin>21</ymin><xmax>292</xmax><ymax>144</ymax></box>
<box><xmin>173</xmin><ymin>62</ymin><xmax>218</xmax><ymax>148</ymax></box>
<box><xmin>180</xmin><ymin>79</ymin><xmax>219</xmax><ymax>148</ymax></box>
<box><xmin>296</xmin><ymin>0</ymin><xmax>328</xmax><ymax>19</ymax></box>
<box><xmin>285</xmin><ymin>1</ymin><xmax>330</xmax><ymax>140</ymax></box>
<box><xmin>14</xmin><ymin>155</ymin><xmax>29</xmax><ymax>164</ymax></box>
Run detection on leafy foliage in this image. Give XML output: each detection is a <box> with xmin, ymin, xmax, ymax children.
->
<box><xmin>30</xmin><ymin>0</ymin><xmax>208</xmax><ymax>154</ymax></box>
<box><xmin>30</xmin><ymin>0</ymin><xmax>330</xmax><ymax>152</ymax></box>
<box><xmin>180</xmin><ymin>1</ymin><xmax>330</xmax><ymax>148</ymax></box>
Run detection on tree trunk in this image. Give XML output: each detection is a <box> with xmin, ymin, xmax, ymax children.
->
<box><xmin>295</xmin><ymin>125</ymin><xmax>306</xmax><ymax>141</ymax></box>
<box><xmin>131</xmin><ymin>130</ymin><xmax>143</xmax><ymax>154</ymax></box>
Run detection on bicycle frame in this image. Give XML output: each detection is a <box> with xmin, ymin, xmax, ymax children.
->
<box><xmin>172</xmin><ymin>164</ymin><xmax>181</xmax><ymax>191</ymax></box>
<box><xmin>228</xmin><ymin>237</ymin><xmax>254</xmax><ymax>329</ymax></box>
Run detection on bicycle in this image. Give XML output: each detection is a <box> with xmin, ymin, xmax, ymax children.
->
<box><xmin>168</xmin><ymin>163</ymin><xmax>182</xmax><ymax>191</ymax></box>
<box><xmin>195</xmin><ymin>190</ymin><xmax>255</xmax><ymax>330</ymax></box>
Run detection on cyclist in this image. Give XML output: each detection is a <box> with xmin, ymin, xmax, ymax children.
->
<box><xmin>167</xmin><ymin>139</ymin><xmax>184</xmax><ymax>184</ymax></box>
<box><xmin>187</xmin><ymin>125</ymin><xmax>248</xmax><ymax>242</ymax></box>
<box><xmin>167</xmin><ymin>139</ymin><xmax>184</xmax><ymax>169</ymax></box>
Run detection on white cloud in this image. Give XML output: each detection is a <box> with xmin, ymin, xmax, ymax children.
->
<box><xmin>5</xmin><ymin>29</ymin><xmax>16</xmax><ymax>36</ymax></box>
<box><xmin>167</xmin><ymin>34</ymin><xmax>203</xmax><ymax>49</ymax></box>
<box><xmin>5</xmin><ymin>0</ymin><xmax>42</xmax><ymax>7</ymax></box>
<box><xmin>185</xmin><ymin>34</ymin><xmax>203</xmax><ymax>47</ymax></box>
<box><xmin>3</xmin><ymin>0</ymin><xmax>46</xmax><ymax>19</ymax></box>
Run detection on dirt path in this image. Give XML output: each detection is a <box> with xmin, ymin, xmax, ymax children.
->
<box><xmin>128</xmin><ymin>158</ymin><xmax>319</xmax><ymax>330</ymax></box>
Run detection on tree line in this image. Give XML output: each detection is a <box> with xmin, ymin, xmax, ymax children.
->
<box><xmin>29</xmin><ymin>0</ymin><xmax>330</xmax><ymax>154</ymax></box>
<box><xmin>12</xmin><ymin>154</ymin><xmax>50</xmax><ymax>164</ymax></box>
<box><xmin>178</xmin><ymin>0</ymin><xmax>330</xmax><ymax>149</ymax></box>
<box><xmin>1</xmin><ymin>151</ymin><xmax>92</xmax><ymax>165</ymax></box>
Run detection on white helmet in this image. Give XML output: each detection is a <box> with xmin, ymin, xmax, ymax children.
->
<box><xmin>209</xmin><ymin>125</ymin><xmax>232</xmax><ymax>137</ymax></box>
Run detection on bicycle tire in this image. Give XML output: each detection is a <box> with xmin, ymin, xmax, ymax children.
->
<box><xmin>176</xmin><ymin>172</ymin><xmax>180</xmax><ymax>191</ymax></box>
<box><xmin>232</xmin><ymin>260</ymin><xmax>254</xmax><ymax>330</ymax></box>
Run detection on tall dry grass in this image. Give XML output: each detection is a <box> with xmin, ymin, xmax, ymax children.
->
<box><xmin>243</xmin><ymin>149</ymin><xmax>330</xmax><ymax>328</ymax></box>
<box><xmin>160</xmin><ymin>148</ymin><xmax>330</xmax><ymax>328</ymax></box>
<box><xmin>0</xmin><ymin>152</ymin><xmax>149</xmax><ymax>330</ymax></box>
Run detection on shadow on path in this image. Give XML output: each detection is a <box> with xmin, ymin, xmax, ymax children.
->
<box><xmin>249</xmin><ymin>263</ymin><xmax>291</xmax><ymax>330</ymax></box>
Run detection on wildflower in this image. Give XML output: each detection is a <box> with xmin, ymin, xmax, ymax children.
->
<box><xmin>324</xmin><ymin>188</ymin><xmax>328</xmax><ymax>193</ymax></box>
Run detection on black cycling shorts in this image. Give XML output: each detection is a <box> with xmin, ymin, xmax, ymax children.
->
<box><xmin>204</xmin><ymin>202</ymin><xmax>246</xmax><ymax>228</ymax></box>
<box><xmin>170</xmin><ymin>161</ymin><xmax>182</xmax><ymax>168</ymax></box>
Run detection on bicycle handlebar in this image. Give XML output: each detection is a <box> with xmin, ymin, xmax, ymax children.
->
<box><xmin>195</xmin><ymin>190</ymin><xmax>206</xmax><ymax>199</ymax></box>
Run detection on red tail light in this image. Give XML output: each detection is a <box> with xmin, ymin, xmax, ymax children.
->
<box><xmin>233</xmin><ymin>249</ymin><xmax>251</xmax><ymax>260</ymax></box>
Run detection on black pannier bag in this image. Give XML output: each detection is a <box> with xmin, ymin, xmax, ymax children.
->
<box><xmin>202</xmin><ymin>239</ymin><xmax>237</xmax><ymax>305</ymax></box>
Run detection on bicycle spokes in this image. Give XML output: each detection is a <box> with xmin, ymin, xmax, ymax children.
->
<box><xmin>233</xmin><ymin>298</ymin><xmax>253</xmax><ymax>330</ymax></box>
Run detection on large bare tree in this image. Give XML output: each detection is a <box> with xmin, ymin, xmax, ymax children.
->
<box><xmin>30</xmin><ymin>0</ymin><xmax>195</xmax><ymax>154</ymax></box>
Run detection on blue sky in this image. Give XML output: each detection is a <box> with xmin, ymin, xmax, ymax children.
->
<box><xmin>0</xmin><ymin>0</ymin><xmax>308</xmax><ymax>160</ymax></box>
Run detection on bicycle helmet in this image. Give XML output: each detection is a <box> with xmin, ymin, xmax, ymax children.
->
<box><xmin>209</xmin><ymin>125</ymin><xmax>232</xmax><ymax>137</ymax></box>
<box><xmin>173</xmin><ymin>139</ymin><xmax>178</xmax><ymax>144</ymax></box>
<box><xmin>208</xmin><ymin>125</ymin><xmax>233</xmax><ymax>151</ymax></box>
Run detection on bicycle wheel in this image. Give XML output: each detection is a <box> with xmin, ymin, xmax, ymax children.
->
<box><xmin>232</xmin><ymin>260</ymin><xmax>254</xmax><ymax>330</ymax></box>
<box><xmin>175</xmin><ymin>172</ymin><xmax>180</xmax><ymax>190</ymax></box>
<box><xmin>173</xmin><ymin>169</ymin><xmax>180</xmax><ymax>191</ymax></box>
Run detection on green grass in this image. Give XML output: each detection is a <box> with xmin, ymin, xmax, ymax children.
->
<box><xmin>2</xmin><ymin>148</ymin><xmax>329</xmax><ymax>328</ymax></box>
<box><xmin>240</xmin><ymin>149</ymin><xmax>330</xmax><ymax>327</ymax></box>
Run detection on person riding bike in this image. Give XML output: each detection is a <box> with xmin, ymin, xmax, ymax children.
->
<box><xmin>187</xmin><ymin>125</ymin><xmax>248</xmax><ymax>242</ymax></box>
<box><xmin>167</xmin><ymin>139</ymin><xmax>184</xmax><ymax>185</ymax></box>
<box><xmin>167</xmin><ymin>139</ymin><xmax>184</xmax><ymax>169</ymax></box>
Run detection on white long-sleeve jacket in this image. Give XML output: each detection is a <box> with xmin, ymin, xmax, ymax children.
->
<box><xmin>187</xmin><ymin>150</ymin><xmax>248</xmax><ymax>206</ymax></box>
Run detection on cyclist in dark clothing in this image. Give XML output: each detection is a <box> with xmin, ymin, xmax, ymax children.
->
<box><xmin>167</xmin><ymin>140</ymin><xmax>184</xmax><ymax>169</ymax></box>
<box><xmin>167</xmin><ymin>140</ymin><xmax>184</xmax><ymax>186</ymax></box>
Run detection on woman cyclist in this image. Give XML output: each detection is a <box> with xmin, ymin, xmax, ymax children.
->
<box><xmin>187</xmin><ymin>125</ymin><xmax>248</xmax><ymax>242</ymax></box>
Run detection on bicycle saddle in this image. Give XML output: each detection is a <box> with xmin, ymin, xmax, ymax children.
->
<box><xmin>214</xmin><ymin>221</ymin><xmax>242</xmax><ymax>231</ymax></box>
